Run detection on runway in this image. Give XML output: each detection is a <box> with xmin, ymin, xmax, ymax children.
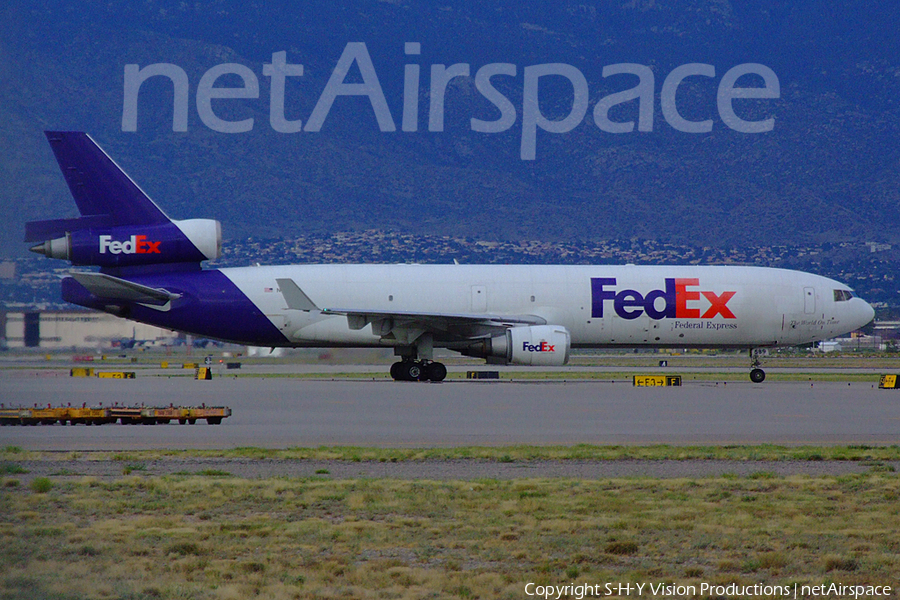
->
<box><xmin>2</xmin><ymin>371</ymin><xmax>899</xmax><ymax>450</ymax></box>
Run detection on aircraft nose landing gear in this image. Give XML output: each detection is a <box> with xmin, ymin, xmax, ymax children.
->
<box><xmin>749</xmin><ymin>348</ymin><xmax>766</xmax><ymax>383</ymax></box>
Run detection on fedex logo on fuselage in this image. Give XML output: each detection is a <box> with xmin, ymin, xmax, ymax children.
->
<box><xmin>591</xmin><ymin>277</ymin><xmax>736</xmax><ymax>320</ymax></box>
<box><xmin>99</xmin><ymin>235</ymin><xmax>161</xmax><ymax>255</ymax></box>
<box><xmin>523</xmin><ymin>341</ymin><xmax>556</xmax><ymax>353</ymax></box>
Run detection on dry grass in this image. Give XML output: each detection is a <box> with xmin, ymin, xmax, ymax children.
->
<box><xmin>5</xmin><ymin>443</ymin><xmax>900</xmax><ymax>463</ymax></box>
<box><xmin>2</xmin><ymin>472</ymin><xmax>899</xmax><ymax>599</ymax></box>
<box><xmin>299</xmin><ymin>443</ymin><xmax>893</xmax><ymax>462</ymax></box>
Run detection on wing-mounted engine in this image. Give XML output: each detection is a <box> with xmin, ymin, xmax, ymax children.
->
<box><xmin>29</xmin><ymin>219</ymin><xmax>221</xmax><ymax>267</ymax></box>
<box><xmin>461</xmin><ymin>325</ymin><xmax>571</xmax><ymax>366</ymax></box>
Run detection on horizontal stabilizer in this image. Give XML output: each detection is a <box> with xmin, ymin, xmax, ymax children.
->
<box><xmin>69</xmin><ymin>272</ymin><xmax>181</xmax><ymax>306</ymax></box>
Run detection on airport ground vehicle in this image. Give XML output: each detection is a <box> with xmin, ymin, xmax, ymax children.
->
<box><xmin>0</xmin><ymin>405</ymin><xmax>231</xmax><ymax>426</ymax></box>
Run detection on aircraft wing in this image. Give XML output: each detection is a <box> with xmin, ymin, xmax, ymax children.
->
<box><xmin>322</xmin><ymin>308</ymin><xmax>546</xmax><ymax>329</ymax></box>
<box><xmin>276</xmin><ymin>277</ymin><xmax>545</xmax><ymax>339</ymax></box>
<box><xmin>69</xmin><ymin>272</ymin><xmax>181</xmax><ymax>306</ymax></box>
<box><xmin>319</xmin><ymin>308</ymin><xmax>547</xmax><ymax>346</ymax></box>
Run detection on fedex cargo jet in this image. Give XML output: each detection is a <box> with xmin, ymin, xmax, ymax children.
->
<box><xmin>27</xmin><ymin>132</ymin><xmax>875</xmax><ymax>382</ymax></box>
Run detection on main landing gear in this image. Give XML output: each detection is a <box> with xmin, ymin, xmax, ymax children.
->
<box><xmin>749</xmin><ymin>348</ymin><xmax>766</xmax><ymax>383</ymax></box>
<box><xmin>390</xmin><ymin>333</ymin><xmax>447</xmax><ymax>382</ymax></box>
<box><xmin>390</xmin><ymin>360</ymin><xmax>447</xmax><ymax>382</ymax></box>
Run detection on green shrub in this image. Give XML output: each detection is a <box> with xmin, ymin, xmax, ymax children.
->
<box><xmin>824</xmin><ymin>556</ymin><xmax>859</xmax><ymax>572</ymax></box>
<box><xmin>197</xmin><ymin>469</ymin><xmax>231</xmax><ymax>477</ymax></box>
<box><xmin>605</xmin><ymin>540</ymin><xmax>638</xmax><ymax>555</ymax></box>
<box><xmin>166</xmin><ymin>542</ymin><xmax>201</xmax><ymax>556</ymax></box>
<box><xmin>30</xmin><ymin>477</ymin><xmax>52</xmax><ymax>493</ymax></box>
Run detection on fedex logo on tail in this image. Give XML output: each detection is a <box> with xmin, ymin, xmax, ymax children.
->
<box><xmin>591</xmin><ymin>278</ymin><xmax>736</xmax><ymax>320</ymax></box>
<box><xmin>99</xmin><ymin>235</ymin><xmax>161</xmax><ymax>255</ymax></box>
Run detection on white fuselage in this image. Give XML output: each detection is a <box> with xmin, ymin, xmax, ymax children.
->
<box><xmin>220</xmin><ymin>264</ymin><xmax>874</xmax><ymax>350</ymax></box>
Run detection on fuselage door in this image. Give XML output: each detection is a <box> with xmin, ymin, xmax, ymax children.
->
<box><xmin>803</xmin><ymin>287</ymin><xmax>816</xmax><ymax>314</ymax></box>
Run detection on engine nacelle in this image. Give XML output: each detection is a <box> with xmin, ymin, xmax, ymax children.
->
<box><xmin>30</xmin><ymin>219</ymin><xmax>221</xmax><ymax>268</ymax></box>
<box><xmin>463</xmin><ymin>325</ymin><xmax>571</xmax><ymax>366</ymax></box>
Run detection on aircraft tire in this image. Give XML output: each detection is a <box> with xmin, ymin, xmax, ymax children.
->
<box><xmin>406</xmin><ymin>362</ymin><xmax>423</xmax><ymax>381</ymax></box>
<box><xmin>426</xmin><ymin>362</ymin><xmax>447</xmax><ymax>382</ymax></box>
<box><xmin>749</xmin><ymin>368</ymin><xmax>766</xmax><ymax>383</ymax></box>
<box><xmin>390</xmin><ymin>362</ymin><xmax>405</xmax><ymax>381</ymax></box>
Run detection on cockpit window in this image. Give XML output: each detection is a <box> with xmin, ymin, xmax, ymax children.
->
<box><xmin>833</xmin><ymin>289</ymin><xmax>854</xmax><ymax>302</ymax></box>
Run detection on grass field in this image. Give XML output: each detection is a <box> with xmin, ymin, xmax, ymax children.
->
<box><xmin>2</xmin><ymin>350</ymin><xmax>900</xmax><ymax>598</ymax></box>
<box><xmin>6</xmin><ymin>444</ymin><xmax>900</xmax><ymax>463</ymax></box>
<box><xmin>2</xmin><ymin>448</ymin><xmax>899</xmax><ymax>599</ymax></box>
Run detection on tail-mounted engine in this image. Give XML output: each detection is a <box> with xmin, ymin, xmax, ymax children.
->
<box><xmin>29</xmin><ymin>219</ymin><xmax>221</xmax><ymax>267</ymax></box>
<box><xmin>26</xmin><ymin>132</ymin><xmax>222</xmax><ymax>269</ymax></box>
<box><xmin>462</xmin><ymin>325</ymin><xmax>571</xmax><ymax>366</ymax></box>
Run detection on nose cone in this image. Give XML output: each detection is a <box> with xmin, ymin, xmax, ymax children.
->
<box><xmin>852</xmin><ymin>298</ymin><xmax>876</xmax><ymax>330</ymax></box>
<box><xmin>29</xmin><ymin>242</ymin><xmax>49</xmax><ymax>256</ymax></box>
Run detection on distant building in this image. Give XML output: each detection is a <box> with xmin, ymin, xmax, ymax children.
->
<box><xmin>865</xmin><ymin>242</ymin><xmax>892</xmax><ymax>253</ymax></box>
<box><xmin>874</xmin><ymin>321</ymin><xmax>900</xmax><ymax>334</ymax></box>
<box><xmin>823</xmin><ymin>334</ymin><xmax>885</xmax><ymax>351</ymax></box>
<box><xmin>818</xmin><ymin>340</ymin><xmax>842</xmax><ymax>353</ymax></box>
<box><xmin>2</xmin><ymin>310</ymin><xmax>177</xmax><ymax>349</ymax></box>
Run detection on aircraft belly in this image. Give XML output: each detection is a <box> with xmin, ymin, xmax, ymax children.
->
<box><xmin>589</xmin><ymin>318</ymin><xmax>764</xmax><ymax>348</ymax></box>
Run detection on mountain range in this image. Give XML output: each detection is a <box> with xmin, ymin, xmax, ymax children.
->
<box><xmin>2</xmin><ymin>0</ymin><xmax>899</xmax><ymax>259</ymax></box>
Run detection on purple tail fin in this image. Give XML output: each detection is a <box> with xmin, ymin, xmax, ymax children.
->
<box><xmin>25</xmin><ymin>132</ymin><xmax>170</xmax><ymax>241</ymax></box>
<box><xmin>26</xmin><ymin>132</ymin><xmax>221</xmax><ymax>269</ymax></box>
